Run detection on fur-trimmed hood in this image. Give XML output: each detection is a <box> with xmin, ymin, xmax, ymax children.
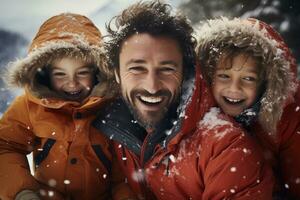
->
<box><xmin>196</xmin><ymin>17</ymin><xmax>298</xmax><ymax>134</ymax></box>
<box><xmin>5</xmin><ymin>13</ymin><xmax>115</xmax><ymax>99</ymax></box>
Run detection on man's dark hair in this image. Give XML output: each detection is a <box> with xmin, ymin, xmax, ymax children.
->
<box><xmin>105</xmin><ymin>0</ymin><xmax>196</xmax><ymax>78</ymax></box>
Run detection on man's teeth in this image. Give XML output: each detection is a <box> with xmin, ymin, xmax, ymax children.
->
<box><xmin>225</xmin><ymin>97</ymin><xmax>242</xmax><ymax>103</ymax></box>
<box><xmin>140</xmin><ymin>96</ymin><xmax>162</xmax><ymax>103</ymax></box>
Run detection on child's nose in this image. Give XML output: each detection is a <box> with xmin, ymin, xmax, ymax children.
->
<box><xmin>66</xmin><ymin>78</ymin><xmax>78</xmax><ymax>88</ymax></box>
<box><xmin>228</xmin><ymin>80</ymin><xmax>241</xmax><ymax>92</ymax></box>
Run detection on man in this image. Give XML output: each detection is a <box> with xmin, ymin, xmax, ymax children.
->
<box><xmin>93</xmin><ymin>1</ymin><xmax>274</xmax><ymax>199</ymax></box>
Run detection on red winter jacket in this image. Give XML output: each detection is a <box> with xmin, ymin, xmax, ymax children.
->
<box><xmin>253</xmin><ymin>85</ymin><xmax>300</xmax><ymax>199</ymax></box>
<box><xmin>93</xmin><ymin>66</ymin><xmax>274</xmax><ymax>199</ymax></box>
<box><xmin>250</xmin><ymin>19</ymin><xmax>300</xmax><ymax>200</ymax></box>
<box><xmin>196</xmin><ymin>17</ymin><xmax>299</xmax><ymax>199</ymax></box>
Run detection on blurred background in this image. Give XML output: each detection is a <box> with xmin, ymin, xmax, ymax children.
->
<box><xmin>0</xmin><ymin>0</ymin><xmax>299</xmax><ymax>116</ymax></box>
<box><xmin>179</xmin><ymin>0</ymin><xmax>300</xmax><ymax>76</ymax></box>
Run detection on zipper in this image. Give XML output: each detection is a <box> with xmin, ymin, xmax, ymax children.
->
<box><xmin>140</xmin><ymin>131</ymin><xmax>154</xmax><ymax>165</ymax></box>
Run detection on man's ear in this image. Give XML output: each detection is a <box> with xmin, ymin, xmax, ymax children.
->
<box><xmin>114</xmin><ymin>69</ymin><xmax>120</xmax><ymax>84</ymax></box>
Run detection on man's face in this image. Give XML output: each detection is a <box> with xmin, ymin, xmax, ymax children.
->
<box><xmin>212</xmin><ymin>53</ymin><xmax>260</xmax><ymax>117</ymax></box>
<box><xmin>118</xmin><ymin>33</ymin><xmax>183</xmax><ymax>129</ymax></box>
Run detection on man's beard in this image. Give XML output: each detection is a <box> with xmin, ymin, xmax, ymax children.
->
<box><xmin>127</xmin><ymin>102</ymin><xmax>168</xmax><ymax>130</ymax></box>
<box><xmin>123</xmin><ymin>89</ymin><xmax>179</xmax><ymax>130</ymax></box>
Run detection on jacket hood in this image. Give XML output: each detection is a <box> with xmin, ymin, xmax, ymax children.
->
<box><xmin>196</xmin><ymin>17</ymin><xmax>298</xmax><ymax>134</ymax></box>
<box><xmin>164</xmin><ymin>65</ymin><xmax>215</xmax><ymax>149</ymax></box>
<box><xmin>5</xmin><ymin>13</ymin><xmax>114</xmax><ymax>99</ymax></box>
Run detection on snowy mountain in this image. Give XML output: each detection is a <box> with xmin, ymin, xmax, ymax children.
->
<box><xmin>0</xmin><ymin>29</ymin><xmax>27</xmax><ymax>114</ymax></box>
<box><xmin>0</xmin><ymin>29</ymin><xmax>27</xmax><ymax>68</ymax></box>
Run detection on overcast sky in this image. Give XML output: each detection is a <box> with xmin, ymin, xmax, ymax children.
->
<box><xmin>0</xmin><ymin>0</ymin><xmax>180</xmax><ymax>40</ymax></box>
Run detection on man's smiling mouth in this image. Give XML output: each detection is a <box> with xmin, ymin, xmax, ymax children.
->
<box><xmin>139</xmin><ymin>95</ymin><xmax>162</xmax><ymax>103</ymax></box>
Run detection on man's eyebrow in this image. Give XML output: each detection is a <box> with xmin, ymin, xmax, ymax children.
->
<box><xmin>125</xmin><ymin>59</ymin><xmax>146</xmax><ymax>66</ymax></box>
<box><xmin>160</xmin><ymin>61</ymin><xmax>179</xmax><ymax>67</ymax></box>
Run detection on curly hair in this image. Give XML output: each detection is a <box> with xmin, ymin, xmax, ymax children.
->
<box><xmin>200</xmin><ymin>44</ymin><xmax>265</xmax><ymax>86</ymax></box>
<box><xmin>105</xmin><ymin>0</ymin><xmax>196</xmax><ymax>78</ymax></box>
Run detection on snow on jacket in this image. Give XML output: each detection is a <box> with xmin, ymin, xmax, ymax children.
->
<box><xmin>0</xmin><ymin>13</ymin><xmax>133</xmax><ymax>200</ymax></box>
<box><xmin>93</xmin><ymin>64</ymin><xmax>274</xmax><ymax>200</ymax></box>
<box><xmin>196</xmin><ymin>17</ymin><xmax>300</xmax><ymax>199</ymax></box>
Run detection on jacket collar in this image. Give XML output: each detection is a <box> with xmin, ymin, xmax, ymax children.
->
<box><xmin>26</xmin><ymin>87</ymin><xmax>106</xmax><ymax>110</ymax></box>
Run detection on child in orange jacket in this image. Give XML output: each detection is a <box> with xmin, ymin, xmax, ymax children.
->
<box><xmin>0</xmin><ymin>13</ymin><xmax>135</xmax><ymax>200</ymax></box>
<box><xmin>197</xmin><ymin>17</ymin><xmax>300</xmax><ymax>199</ymax></box>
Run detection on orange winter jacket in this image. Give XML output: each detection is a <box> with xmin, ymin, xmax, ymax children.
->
<box><xmin>0</xmin><ymin>91</ymin><xmax>134</xmax><ymax>200</ymax></box>
<box><xmin>93</xmin><ymin>66</ymin><xmax>274</xmax><ymax>199</ymax></box>
<box><xmin>0</xmin><ymin>13</ymin><xmax>134</xmax><ymax>200</ymax></box>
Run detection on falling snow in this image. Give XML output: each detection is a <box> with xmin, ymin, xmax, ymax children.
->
<box><xmin>48</xmin><ymin>179</ymin><xmax>57</xmax><ymax>187</ymax></box>
<box><xmin>48</xmin><ymin>191</ymin><xmax>54</xmax><ymax>197</ymax></box>
<box><xmin>230</xmin><ymin>167</ymin><xmax>237</xmax><ymax>172</ymax></box>
<box><xmin>131</xmin><ymin>169</ymin><xmax>145</xmax><ymax>182</ymax></box>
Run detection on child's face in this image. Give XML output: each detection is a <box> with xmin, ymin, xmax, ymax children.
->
<box><xmin>49</xmin><ymin>58</ymin><xmax>95</xmax><ymax>102</ymax></box>
<box><xmin>212</xmin><ymin>53</ymin><xmax>260</xmax><ymax>117</ymax></box>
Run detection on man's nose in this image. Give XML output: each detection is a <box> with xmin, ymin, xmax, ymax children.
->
<box><xmin>143</xmin><ymin>71</ymin><xmax>161</xmax><ymax>94</ymax></box>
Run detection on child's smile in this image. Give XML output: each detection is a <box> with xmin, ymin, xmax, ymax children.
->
<box><xmin>223</xmin><ymin>96</ymin><xmax>245</xmax><ymax>104</ymax></box>
<box><xmin>212</xmin><ymin>53</ymin><xmax>260</xmax><ymax>117</ymax></box>
<box><xmin>49</xmin><ymin>58</ymin><xmax>95</xmax><ymax>102</ymax></box>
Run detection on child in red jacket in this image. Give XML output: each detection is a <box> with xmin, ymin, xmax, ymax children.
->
<box><xmin>197</xmin><ymin>17</ymin><xmax>300</xmax><ymax>199</ymax></box>
<box><xmin>0</xmin><ymin>13</ymin><xmax>134</xmax><ymax>200</ymax></box>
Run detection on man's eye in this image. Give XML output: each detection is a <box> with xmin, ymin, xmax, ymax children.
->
<box><xmin>128</xmin><ymin>66</ymin><xmax>146</xmax><ymax>74</ymax></box>
<box><xmin>160</xmin><ymin>67</ymin><xmax>176</xmax><ymax>74</ymax></box>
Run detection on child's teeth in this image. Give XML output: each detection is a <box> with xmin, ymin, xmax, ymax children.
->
<box><xmin>226</xmin><ymin>97</ymin><xmax>242</xmax><ymax>103</ymax></box>
<box><xmin>68</xmin><ymin>91</ymin><xmax>80</xmax><ymax>95</ymax></box>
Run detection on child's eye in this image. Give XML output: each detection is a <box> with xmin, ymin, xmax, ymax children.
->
<box><xmin>243</xmin><ymin>76</ymin><xmax>257</xmax><ymax>82</ymax></box>
<box><xmin>53</xmin><ymin>72</ymin><xmax>66</xmax><ymax>77</ymax></box>
<box><xmin>217</xmin><ymin>73</ymin><xmax>230</xmax><ymax>79</ymax></box>
<box><xmin>77</xmin><ymin>70</ymin><xmax>91</xmax><ymax>76</ymax></box>
<box><xmin>76</xmin><ymin>67</ymin><xmax>93</xmax><ymax>77</ymax></box>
